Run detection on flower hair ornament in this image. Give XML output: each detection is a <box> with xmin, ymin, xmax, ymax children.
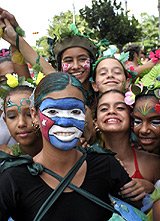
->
<box><xmin>124</xmin><ymin>63</ymin><xmax>160</xmax><ymax>110</ymax></box>
<box><xmin>0</xmin><ymin>73</ymin><xmax>45</xmax><ymax>110</ymax></box>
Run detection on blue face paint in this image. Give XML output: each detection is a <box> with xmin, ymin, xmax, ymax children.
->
<box><xmin>39</xmin><ymin>97</ymin><xmax>85</xmax><ymax>151</ymax></box>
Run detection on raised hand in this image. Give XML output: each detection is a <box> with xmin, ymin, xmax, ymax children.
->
<box><xmin>0</xmin><ymin>7</ymin><xmax>19</xmax><ymax>28</ymax></box>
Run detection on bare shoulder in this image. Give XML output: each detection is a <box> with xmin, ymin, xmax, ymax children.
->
<box><xmin>136</xmin><ymin>149</ymin><xmax>160</xmax><ymax>162</ymax></box>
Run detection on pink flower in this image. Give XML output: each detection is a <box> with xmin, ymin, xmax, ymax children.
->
<box><xmin>124</xmin><ymin>91</ymin><xmax>135</xmax><ymax>105</ymax></box>
<box><xmin>149</xmin><ymin>49</ymin><xmax>160</xmax><ymax>63</ymax></box>
<box><xmin>155</xmin><ymin>49</ymin><xmax>160</xmax><ymax>59</ymax></box>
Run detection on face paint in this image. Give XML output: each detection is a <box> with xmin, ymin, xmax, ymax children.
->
<box><xmin>82</xmin><ymin>58</ymin><xmax>90</xmax><ymax>71</ymax></box>
<box><xmin>5</xmin><ymin>97</ymin><xmax>31</xmax><ymax>113</ymax></box>
<box><xmin>62</xmin><ymin>63</ymin><xmax>71</xmax><ymax>72</ymax></box>
<box><xmin>134</xmin><ymin>103</ymin><xmax>156</xmax><ymax>116</ymax></box>
<box><xmin>39</xmin><ymin>97</ymin><xmax>85</xmax><ymax>151</ymax></box>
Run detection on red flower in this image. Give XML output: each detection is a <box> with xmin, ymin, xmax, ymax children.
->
<box><xmin>129</xmin><ymin>66</ymin><xmax>135</xmax><ymax>71</ymax></box>
<box><xmin>155</xmin><ymin>49</ymin><xmax>160</xmax><ymax>59</ymax></box>
<box><xmin>149</xmin><ymin>49</ymin><xmax>160</xmax><ymax>63</ymax></box>
<box><xmin>155</xmin><ymin>104</ymin><xmax>160</xmax><ymax>114</ymax></box>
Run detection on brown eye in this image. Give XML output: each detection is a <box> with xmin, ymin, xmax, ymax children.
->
<box><xmin>71</xmin><ymin>109</ymin><xmax>81</xmax><ymax>115</ymax></box>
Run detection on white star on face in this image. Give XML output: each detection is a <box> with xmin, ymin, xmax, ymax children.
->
<box><xmin>42</xmin><ymin>119</ymin><xmax>47</xmax><ymax>126</ymax></box>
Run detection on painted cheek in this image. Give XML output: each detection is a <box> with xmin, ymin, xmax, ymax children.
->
<box><xmin>82</xmin><ymin>59</ymin><xmax>90</xmax><ymax>71</ymax></box>
<box><xmin>62</xmin><ymin>63</ymin><xmax>71</xmax><ymax>72</ymax></box>
<box><xmin>39</xmin><ymin>111</ymin><xmax>55</xmax><ymax>141</ymax></box>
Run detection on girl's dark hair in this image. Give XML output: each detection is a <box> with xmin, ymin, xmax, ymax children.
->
<box><xmin>123</xmin><ymin>44</ymin><xmax>141</xmax><ymax>61</ymax></box>
<box><xmin>0</xmin><ymin>55</ymin><xmax>12</xmax><ymax>64</ymax></box>
<box><xmin>135</xmin><ymin>88</ymin><xmax>159</xmax><ymax>104</ymax></box>
<box><xmin>34</xmin><ymin>72</ymin><xmax>87</xmax><ymax>109</ymax></box>
<box><xmin>98</xmin><ymin>88</ymin><xmax>124</xmax><ymax>101</ymax></box>
<box><xmin>92</xmin><ymin>57</ymin><xmax>129</xmax><ymax>81</ymax></box>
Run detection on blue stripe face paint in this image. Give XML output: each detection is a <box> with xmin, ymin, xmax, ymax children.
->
<box><xmin>39</xmin><ymin>97</ymin><xmax>85</xmax><ymax>150</ymax></box>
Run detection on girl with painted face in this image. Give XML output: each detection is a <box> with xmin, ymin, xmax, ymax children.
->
<box><xmin>2</xmin><ymin>85</ymin><xmax>42</xmax><ymax>157</ymax></box>
<box><xmin>133</xmin><ymin>92</ymin><xmax>160</xmax><ymax>155</ymax></box>
<box><xmin>0</xmin><ymin>73</ymin><xmax>137</xmax><ymax>221</ymax></box>
<box><xmin>54</xmin><ymin>35</ymin><xmax>98</xmax><ymax>112</ymax></box>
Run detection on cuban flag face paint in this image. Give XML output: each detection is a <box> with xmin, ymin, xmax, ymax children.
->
<box><xmin>39</xmin><ymin>97</ymin><xmax>85</xmax><ymax>151</ymax></box>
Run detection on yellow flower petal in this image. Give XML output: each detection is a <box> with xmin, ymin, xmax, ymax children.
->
<box><xmin>36</xmin><ymin>72</ymin><xmax>45</xmax><ymax>85</ymax></box>
<box><xmin>6</xmin><ymin>74</ymin><xmax>19</xmax><ymax>88</ymax></box>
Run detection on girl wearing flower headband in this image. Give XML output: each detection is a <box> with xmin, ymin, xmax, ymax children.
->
<box><xmin>96</xmin><ymin>89</ymin><xmax>160</xmax><ymax>199</ymax></box>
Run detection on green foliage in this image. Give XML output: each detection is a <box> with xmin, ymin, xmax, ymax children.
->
<box><xmin>34</xmin><ymin>1</ymin><xmax>159</xmax><ymax>60</ymax></box>
<box><xmin>79</xmin><ymin>0</ymin><xmax>141</xmax><ymax>50</ymax></box>
<box><xmin>137</xmin><ymin>13</ymin><xmax>159</xmax><ymax>51</ymax></box>
<box><xmin>47</xmin><ymin>10</ymin><xmax>90</xmax><ymax>40</ymax></box>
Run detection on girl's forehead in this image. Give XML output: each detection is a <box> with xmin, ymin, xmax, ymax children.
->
<box><xmin>62</xmin><ymin>47</ymin><xmax>89</xmax><ymax>57</ymax></box>
<box><xmin>100</xmin><ymin>92</ymin><xmax>124</xmax><ymax>101</ymax></box>
<box><xmin>97</xmin><ymin>58</ymin><xmax>122</xmax><ymax>68</ymax></box>
<box><xmin>42</xmin><ymin>85</ymin><xmax>84</xmax><ymax>101</ymax></box>
<box><xmin>135</xmin><ymin>96</ymin><xmax>158</xmax><ymax>106</ymax></box>
<box><xmin>7</xmin><ymin>91</ymin><xmax>31</xmax><ymax>101</ymax></box>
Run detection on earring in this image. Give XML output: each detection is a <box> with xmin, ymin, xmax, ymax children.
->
<box><xmin>32</xmin><ymin>121</ymin><xmax>40</xmax><ymax>131</ymax></box>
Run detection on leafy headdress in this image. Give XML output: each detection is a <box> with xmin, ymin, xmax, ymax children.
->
<box><xmin>91</xmin><ymin>45</ymin><xmax>136</xmax><ymax>82</ymax></box>
<box><xmin>124</xmin><ymin>64</ymin><xmax>160</xmax><ymax>110</ymax></box>
<box><xmin>54</xmin><ymin>23</ymin><xmax>99</xmax><ymax>70</ymax></box>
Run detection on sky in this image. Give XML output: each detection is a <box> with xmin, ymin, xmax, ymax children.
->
<box><xmin>0</xmin><ymin>0</ymin><xmax>159</xmax><ymax>48</ymax></box>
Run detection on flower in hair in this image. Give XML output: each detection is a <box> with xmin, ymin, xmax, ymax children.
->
<box><xmin>35</xmin><ymin>72</ymin><xmax>45</xmax><ymax>85</ymax></box>
<box><xmin>124</xmin><ymin>91</ymin><xmax>135</xmax><ymax>105</ymax></box>
<box><xmin>6</xmin><ymin>74</ymin><xmax>18</xmax><ymax>88</ymax></box>
<box><xmin>124</xmin><ymin>81</ymin><xmax>143</xmax><ymax>106</ymax></box>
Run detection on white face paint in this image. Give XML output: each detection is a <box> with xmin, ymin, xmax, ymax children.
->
<box><xmin>49</xmin><ymin>125</ymin><xmax>83</xmax><ymax>142</ymax></box>
<box><xmin>39</xmin><ymin>97</ymin><xmax>85</xmax><ymax>151</ymax></box>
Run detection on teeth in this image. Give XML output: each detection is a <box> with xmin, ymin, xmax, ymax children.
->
<box><xmin>107</xmin><ymin>119</ymin><xmax>119</xmax><ymax>123</ymax></box>
<box><xmin>54</xmin><ymin>132</ymin><xmax>74</xmax><ymax>136</ymax></box>
<box><xmin>72</xmin><ymin>72</ymin><xmax>83</xmax><ymax>76</ymax></box>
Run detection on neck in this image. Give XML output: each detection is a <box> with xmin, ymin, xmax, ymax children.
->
<box><xmin>103</xmin><ymin>131</ymin><xmax>132</xmax><ymax>160</ymax></box>
<box><xmin>34</xmin><ymin>143</ymin><xmax>82</xmax><ymax>175</ymax></box>
<box><xmin>21</xmin><ymin>136</ymin><xmax>42</xmax><ymax>157</ymax></box>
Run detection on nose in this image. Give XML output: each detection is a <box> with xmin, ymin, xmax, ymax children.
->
<box><xmin>106</xmin><ymin>70</ymin><xmax>114</xmax><ymax>78</ymax></box>
<box><xmin>72</xmin><ymin>59</ymin><xmax>80</xmax><ymax>69</ymax></box>
<box><xmin>17</xmin><ymin>115</ymin><xmax>27</xmax><ymax>128</ymax></box>
<box><xmin>139</xmin><ymin>122</ymin><xmax>150</xmax><ymax>135</ymax></box>
<box><xmin>107</xmin><ymin>106</ymin><xmax>116</xmax><ymax>115</ymax></box>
